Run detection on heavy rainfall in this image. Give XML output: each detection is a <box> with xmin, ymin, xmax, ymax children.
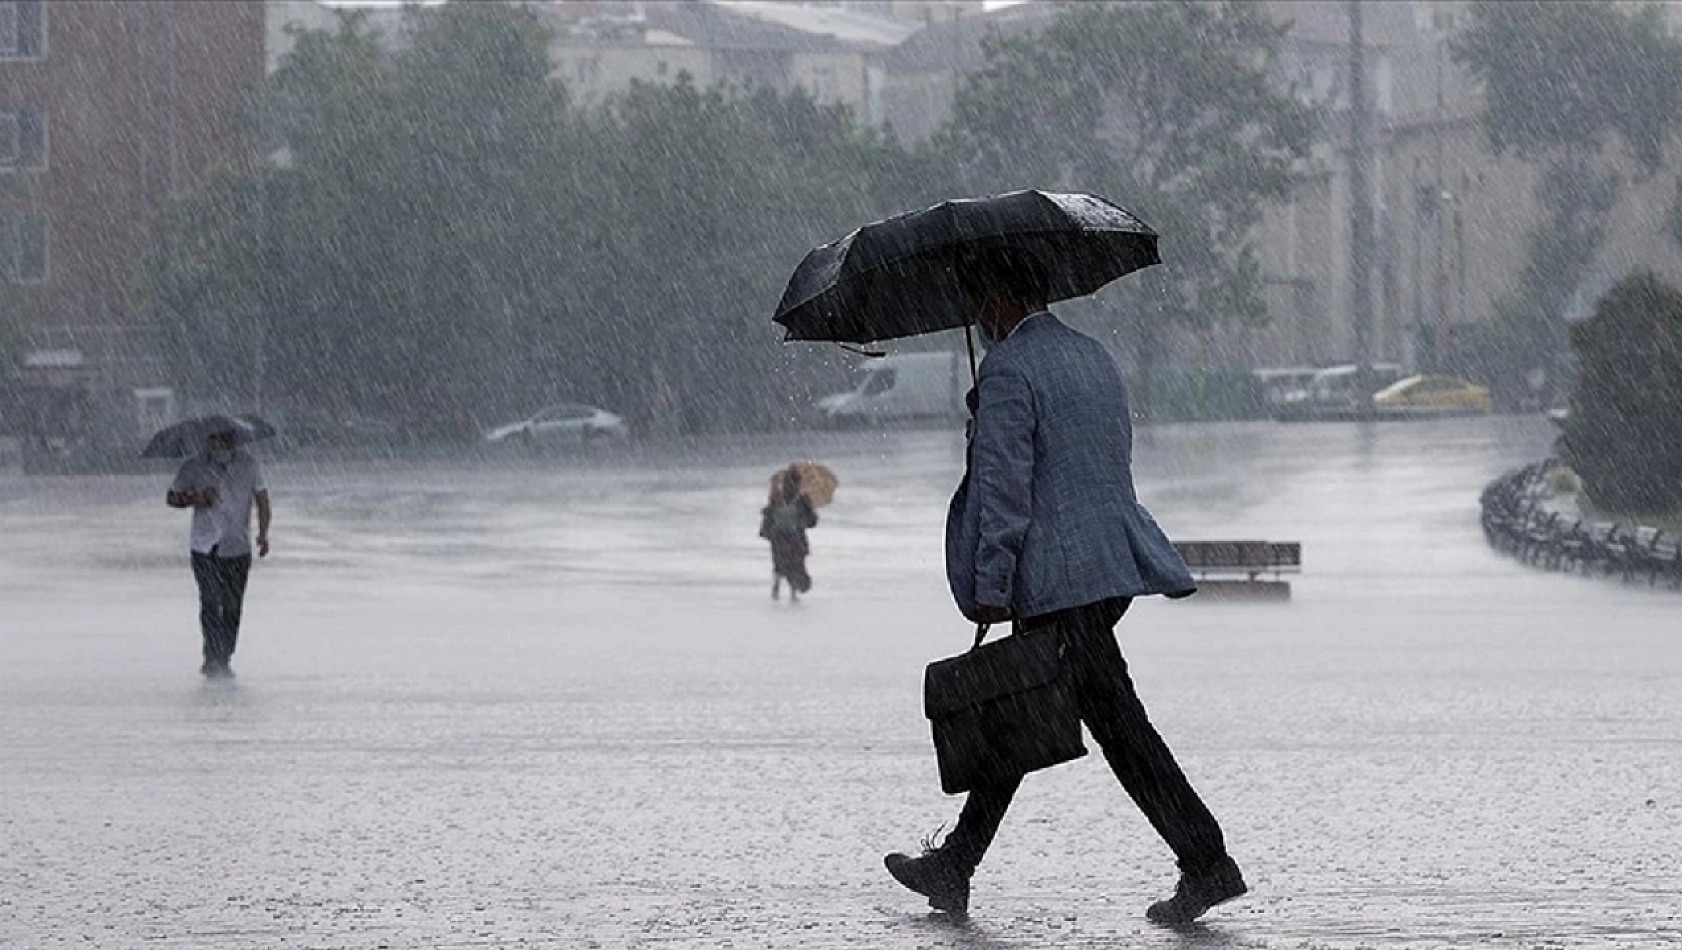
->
<box><xmin>0</xmin><ymin>1</ymin><xmax>1677</xmax><ymax>948</ymax></box>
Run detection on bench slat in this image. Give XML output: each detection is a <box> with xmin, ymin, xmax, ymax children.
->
<box><xmin>1176</xmin><ymin>541</ymin><xmax>1301</xmax><ymax>575</ymax></box>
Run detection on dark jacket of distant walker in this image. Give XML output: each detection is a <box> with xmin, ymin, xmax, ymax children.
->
<box><xmin>946</xmin><ymin>313</ymin><xmax>1196</xmax><ymax>619</ymax></box>
<box><xmin>760</xmin><ymin>491</ymin><xmax>818</xmax><ymax>590</ymax></box>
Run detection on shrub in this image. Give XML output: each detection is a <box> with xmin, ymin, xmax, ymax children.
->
<box><xmin>1561</xmin><ymin>272</ymin><xmax>1682</xmax><ymax>514</ymax></box>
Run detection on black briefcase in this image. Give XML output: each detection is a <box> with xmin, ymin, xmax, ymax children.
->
<box><xmin>923</xmin><ymin>624</ymin><xmax>1086</xmax><ymax>794</ymax></box>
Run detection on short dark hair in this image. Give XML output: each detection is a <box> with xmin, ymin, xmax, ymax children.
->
<box><xmin>955</xmin><ymin>245</ymin><xmax>1050</xmax><ymax>305</ymax></box>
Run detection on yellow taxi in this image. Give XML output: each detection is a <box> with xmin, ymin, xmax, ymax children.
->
<box><xmin>1372</xmin><ymin>374</ymin><xmax>1494</xmax><ymax>417</ymax></box>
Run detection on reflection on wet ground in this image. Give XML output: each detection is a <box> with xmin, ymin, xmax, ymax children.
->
<box><xmin>2</xmin><ymin>418</ymin><xmax>1676</xmax><ymax>948</ymax></box>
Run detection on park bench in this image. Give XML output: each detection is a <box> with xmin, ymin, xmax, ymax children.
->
<box><xmin>1481</xmin><ymin>505</ymin><xmax>1526</xmax><ymax>553</ymax></box>
<box><xmin>1521</xmin><ymin>511</ymin><xmax>1564</xmax><ymax>565</ymax></box>
<box><xmin>1556</xmin><ymin>520</ymin><xmax>1606</xmax><ymax>573</ymax></box>
<box><xmin>1648</xmin><ymin>531</ymin><xmax>1682</xmax><ymax>588</ymax></box>
<box><xmin>1602</xmin><ymin>525</ymin><xmax>1658</xmax><ymax>582</ymax></box>
<box><xmin>1174</xmin><ymin>540</ymin><xmax>1301</xmax><ymax>601</ymax></box>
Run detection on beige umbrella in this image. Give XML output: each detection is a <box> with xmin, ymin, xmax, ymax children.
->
<box><xmin>771</xmin><ymin>461</ymin><xmax>838</xmax><ymax>508</ymax></box>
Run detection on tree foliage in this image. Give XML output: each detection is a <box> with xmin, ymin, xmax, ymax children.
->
<box><xmin>936</xmin><ymin>1</ymin><xmax>1316</xmax><ymax>332</ymax></box>
<box><xmin>1562</xmin><ymin>273</ymin><xmax>1682</xmax><ymax>514</ymax></box>
<box><xmin>1452</xmin><ymin>2</ymin><xmax>1682</xmax><ymax>397</ymax></box>
<box><xmin>147</xmin><ymin>4</ymin><xmax>915</xmax><ymax>436</ymax></box>
<box><xmin>150</xmin><ymin>0</ymin><xmax>1325</xmax><ymax>433</ymax></box>
<box><xmin>1452</xmin><ymin>1</ymin><xmax>1682</xmax><ymax>174</ymax></box>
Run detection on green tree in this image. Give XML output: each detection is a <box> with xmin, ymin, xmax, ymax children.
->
<box><xmin>148</xmin><ymin>3</ymin><xmax>917</xmax><ymax>436</ymax></box>
<box><xmin>1452</xmin><ymin>1</ymin><xmax>1682</xmax><ymax>399</ymax></box>
<box><xmin>154</xmin><ymin>4</ymin><xmax>589</xmax><ymax>432</ymax></box>
<box><xmin>1561</xmin><ymin>272</ymin><xmax>1682</xmax><ymax>514</ymax></box>
<box><xmin>0</xmin><ymin>281</ymin><xmax>25</xmax><ymax>433</ymax></box>
<box><xmin>933</xmin><ymin>0</ymin><xmax>1317</xmax><ymax>414</ymax></box>
<box><xmin>575</xmin><ymin>77</ymin><xmax>911</xmax><ymax>432</ymax></box>
<box><xmin>0</xmin><ymin>281</ymin><xmax>22</xmax><ymax>375</ymax></box>
<box><xmin>149</xmin><ymin>166</ymin><xmax>269</xmax><ymax>404</ymax></box>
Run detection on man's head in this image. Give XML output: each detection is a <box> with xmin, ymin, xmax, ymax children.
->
<box><xmin>955</xmin><ymin>246</ymin><xmax>1050</xmax><ymax>345</ymax></box>
<box><xmin>207</xmin><ymin>430</ymin><xmax>238</xmax><ymax>462</ymax></box>
<box><xmin>782</xmin><ymin>465</ymin><xmax>803</xmax><ymax>500</ymax></box>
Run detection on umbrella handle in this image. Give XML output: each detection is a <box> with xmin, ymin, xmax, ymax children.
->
<box><xmin>963</xmin><ymin>319</ymin><xmax>978</xmax><ymax>386</ymax></box>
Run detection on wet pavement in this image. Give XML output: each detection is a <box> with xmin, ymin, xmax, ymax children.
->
<box><xmin>2</xmin><ymin>417</ymin><xmax>1677</xmax><ymax>949</ymax></box>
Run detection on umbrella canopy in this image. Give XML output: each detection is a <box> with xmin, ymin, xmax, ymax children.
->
<box><xmin>141</xmin><ymin>414</ymin><xmax>277</xmax><ymax>459</ymax></box>
<box><xmin>773</xmin><ymin>190</ymin><xmax>1159</xmax><ymax>345</ymax></box>
<box><xmin>771</xmin><ymin>461</ymin><xmax>838</xmax><ymax>508</ymax></box>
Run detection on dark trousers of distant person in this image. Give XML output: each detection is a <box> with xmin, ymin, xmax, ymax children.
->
<box><xmin>192</xmin><ymin>550</ymin><xmax>251</xmax><ymax>666</ymax></box>
<box><xmin>936</xmin><ymin>597</ymin><xmax>1232</xmax><ymax>876</ymax></box>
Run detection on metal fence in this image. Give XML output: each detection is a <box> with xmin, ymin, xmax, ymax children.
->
<box><xmin>1480</xmin><ymin>461</ymin><xmax>1682</xmax><ymax>588</ymax></box>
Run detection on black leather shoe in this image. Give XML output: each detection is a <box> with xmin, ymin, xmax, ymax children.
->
<box><xmin>884</xmin><ymin>850</ymin><xmax>970</xmax><ymax>915</ymax></box>
<box><xmin>1146</xmin><ymin>856</ymin><xmax>1247</xmax><ymax>924</ymax></box>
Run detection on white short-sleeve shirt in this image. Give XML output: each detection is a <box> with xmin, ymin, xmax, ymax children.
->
<box><xmin>171</xmin><ymin>449</ymin><xmax>268</xmax><ymax>557</ymax></box>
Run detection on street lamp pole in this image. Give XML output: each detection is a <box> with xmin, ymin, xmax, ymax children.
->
<box><xmin>1347</xmin><ymin>0</ymin><xmax>1375</xmax><ymax>415</ymax></box>
<box><xmin>1435</xmin><ymin>189</ymin><xmax>1454</xmax><ymax>366</ymax></box>
<box><xmin>1411</xmin><ymin>172</ymin><xmax>1424</xmax><ymax>370</ymax></box>
<box><xmin>1432</xmin><ymin>16</ymin><xmax>1449</xmax><ymax>370</ymax></box>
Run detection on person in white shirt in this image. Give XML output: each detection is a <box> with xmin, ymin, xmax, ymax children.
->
<box><xmin>167</xmin><ymin>429</ymin><xmax>271</xmax><ymax>678</ymax></box>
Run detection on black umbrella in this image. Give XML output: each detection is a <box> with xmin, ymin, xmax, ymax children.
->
<box><xmin>141</xmin><ymin>414</ymin><xmax>277</xmax><ymax>459</ymax></box>
<box><xmin>773</xmin><ymin>190</ymin><xmax>1160</xmax><ymax>346</ymax></box>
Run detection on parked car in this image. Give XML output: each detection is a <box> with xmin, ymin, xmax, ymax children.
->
<box><xmin>814</xmin><ymin>352</ymin><xmax>965</xmax><ymax>427</ymax></box>
<box><xmin>484</xmin><ymin>403</ymin><xmax>628</xmax><ymax>445</ymax></box>
<box><xmin>1372</xmin><ymin>374</ymin><xmax>1493</xmax><ymax>417</ymax></box>
<box><xmin>1272</xmin><ymin>363</ymin><xmax>1405</xmax><ymax>421</ymax></box>
<box><xmin>1253</xmin><ymin>366</ymin><xmax>1321</xmax><ymax>411</ymax></box>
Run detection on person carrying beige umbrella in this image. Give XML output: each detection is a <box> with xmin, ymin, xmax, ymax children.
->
<box><xmin>758</xmin><ymin>462</ymin><xmax>836</xmax><ymax>602</ymax></box>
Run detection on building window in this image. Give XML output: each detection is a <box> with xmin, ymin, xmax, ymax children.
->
<box><xmin>0</xmin><ymin>106</ymin><xmax>47</xmax><ymax>170</ymax></box>
<box><xmin>8</xmin><ymin>214</ymin><xmax>48</xmax><ymax>283</ymax></box>
<box><xmin>0</xmin><ymin>1</ymin><xmax>46</xmax><ymax>60</ymax></box>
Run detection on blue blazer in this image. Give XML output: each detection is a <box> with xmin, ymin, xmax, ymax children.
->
<box><xmin>946</xmin><ymin>313</ymin><xmax>1196</xmax><ymax>621</ymax></box>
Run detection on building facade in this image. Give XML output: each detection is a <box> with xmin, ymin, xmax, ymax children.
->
<box><xmin>537</xmin><ymin>1</ymin><xmax>915</xmax><ymax>125</ymax></box>
<box><xmin>1255</xmin><ymin>0</ymin><xmax>1682</xmax><ymax>383</ymax></box>
<box><xmin>0</xmin><ymin>0</ymin><xmax>264</xmax><ymax>455</ymax></box>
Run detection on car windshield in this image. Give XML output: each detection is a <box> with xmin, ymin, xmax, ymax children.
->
<box><xmin>534</xmin><ymin>404</ymin><xmax>591</xmax><ymax>422</ymax></box>
<box><xmin>861</xmin><ymin>369</ymin><xmax>896</xmax><ymax>396</ymax></box>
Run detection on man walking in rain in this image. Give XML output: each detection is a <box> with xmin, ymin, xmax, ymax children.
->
<box><xmin>884</xmin><ymin>247</ymin><xmax>1245</xmax><ymax>924</ymax></box>
<box><xmin>167</xmin><ymin>428</ymin><xmax>270</xmax><ymax>678</ymax></box>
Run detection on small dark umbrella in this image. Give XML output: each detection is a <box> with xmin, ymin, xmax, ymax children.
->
<box><xmin>141</xmin><ymin>414</ymin><xmax>277</xmax><ymax>459</ymax></box>
<box><xmin>773</xmin><ymin>190</ymin><xmax>1160</xmax><ymax>346</ymax></box>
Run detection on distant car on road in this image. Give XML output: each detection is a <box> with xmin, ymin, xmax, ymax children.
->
<box><xmin>1372</xmin><ymin>374</ymin><xmax>1493</xmax><ymax>417</ymax></box>
<box><xmin>1272</xmin><ymin>363</ymin><xmax>1405</xmax><ymax>421</ymax></box>
<box><xmin>484</xmin><ymin>403</ymin><xmax>628</xmax><ymax>445</ymax></box>
<box><xmin>1253</xmin><ymin>366</ymin><xmax>1321</xmax><ymax>412</ymax></box>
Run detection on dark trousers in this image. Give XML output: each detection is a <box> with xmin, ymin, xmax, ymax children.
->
<box><xmin>940</xmin><ymin>597</ymin><xmax>1229</xmax><ymax>875</ymax></box>
<box><xmin>191</xmin><ymin>551</ymin><xmax>251</xmax><ymax>664</ymax></box>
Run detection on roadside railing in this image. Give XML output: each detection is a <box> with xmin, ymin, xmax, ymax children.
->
<box><xmin>1480</xmin><ymin>460</ymin><xmax>1682</xmax><ymax>588</ymax></box>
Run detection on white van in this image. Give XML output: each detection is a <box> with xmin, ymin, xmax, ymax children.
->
<box><xmin>816</xmin><ymin>352</ymin><xmax>966</xmax><ymax>427</ymax></box>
